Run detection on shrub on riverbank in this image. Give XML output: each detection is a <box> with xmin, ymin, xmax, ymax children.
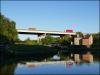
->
<box><xmin>8</xmin><ymin>44</ymin><xmax>58</xmax><ymax>59</ymax></box>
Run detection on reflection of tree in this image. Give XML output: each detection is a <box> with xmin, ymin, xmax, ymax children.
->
<box><xmin>0</xmin><ymin>59</ymin><xmax>17</xmax><ymax>75</ymax></box>
<box><xmin>0</xmin><ymin>64</ymin><xmax>17</xmax><ymax>75</ymax></box>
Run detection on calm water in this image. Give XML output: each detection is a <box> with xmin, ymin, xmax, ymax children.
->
<box><xmin>14</xmin><ymin>61</ymin><xmax>99</xmax><ymax>75</ymax></box>
<box><xmin>0</xmin><ymin>52</ymin><xmax>100</xmax><ymax>75</ymax></box>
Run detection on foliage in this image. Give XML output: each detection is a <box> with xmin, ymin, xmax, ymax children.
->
<box><xmin>62</xmin><ymin>35</ymin><xmax>72</xmax><ymax>43</ymax></box>
<box><xmin>0</xmin><ymin>13</ymin><xmax>18</xmax><ymax>44</ymax></box>
<box><xmin>76</xmin><ymin>32</ymin><xmax>83</xmax><ymax>37</ymax></box>
<box><xmin>41</xmin><ymin>35</ymin><xmax>72</xmax><ymax>45</ymax></box>
<box><xmin>41</xmin><ymin>35</ymin><xmax>56</xmax><ymax>45</ymax></box>
<box><xmin>23</xmin><ymin>38</ymin><xmax>38</xmax><ymax>45</ymax></box>
<box><xmin>16</xmin><ymin>38</ymin><xmax>38</xmax><ymax>45</ymax></box>
<box><xmin>92</xmin><ymin>32</ymin><xmax>100</xmax><ymax>46</ymax></box>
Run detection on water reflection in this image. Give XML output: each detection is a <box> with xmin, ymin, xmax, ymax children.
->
<box><xmin>73</xmin><ymin>52</ymin><xmax>94</xmax><ymax>63</ymax></box>
<box><xmin>0</xmin><ymin>59</ymin><xmax>17</xmax><ymax>75</ymax></box>
<box><xmin>82</xmin><ymin>52</ymin><xmax>93</xmax><ymax>62</ymax></box>
<box><xmin>0</xmin><ymin>52</ymin><xmax>100</xmax><ymax>75</ymax></box>
<box><xmin>15</xmin><ymin>60</ymin><xmax>99</xmax><ymax>74</ymax></box>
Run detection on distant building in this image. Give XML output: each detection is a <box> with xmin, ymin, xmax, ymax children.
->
<box><xmin>74</xmin><ymin>35</ymin><xmax>93</xmax><ymax>47</ymax></box>
<box><xmin>74</xmin><ymin>34</ymin><xmax>82</xmax><ymax>45</ymax></box>
<box><xmin>74</xmin><ymin>37</ymin><xmax>82</xmax><ymax>45</ymax></box>
<box><xmin>82</xmin><ymin>35</ymin><xmax>93</xmax><ymax>47</ymax></box>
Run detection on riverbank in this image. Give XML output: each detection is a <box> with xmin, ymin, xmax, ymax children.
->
<box><xmin>0</xmin><ymin>44</ymin><xmax>99</xmax><ymax>60</ymax></box>
<box><xmin>0</xmin><ymin>44</ymin><xmax>58</xmax><ymax>60</ymax></box>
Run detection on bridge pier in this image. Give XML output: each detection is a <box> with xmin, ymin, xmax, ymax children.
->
<box><xmin>71</xmin><ymin>35</ymin><xmax>76</xmax><ymax>45</ymax></box>
<box><xmin>37</xmin><ymin>33</ymin><xmax>46</xmax><ymax>44</ymax></box>
<box><xmin>37</xmin><ymin>34</ymin><xmax>42</xmax><ymax>44</ymax></box>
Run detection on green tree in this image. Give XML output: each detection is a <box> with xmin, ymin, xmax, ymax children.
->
<box><xmin>92</xmin><ymin>32</ymin><xmax>100</xmax><ymax>46</ymax></box>
<box><xmin>23</xmin><ymin>38</ymin><xmax>38</xmax><ymax>45</ymax></box>
<box><xmin>76</xmin><ymin>32</ymin><xmax>83</xmax><ymax>37</ymax></box>
<box><xmin>41</xmin><ymin>35</ymin><xmax>56</xmax><ymax>45</ymax></box>
<box><xmin>41</xmin><ymin>35</ymin><xmax>72</xmax><ymax>45</ymax></box>
<box><xmin>59</xmin><ymin>35</ymin><xmax>72</xmax><ymax>45</ymax></box>
<box><xmin>0</xmin><ymin>13</ymin><xmax>18</xmax><ymax>44</ymax></box>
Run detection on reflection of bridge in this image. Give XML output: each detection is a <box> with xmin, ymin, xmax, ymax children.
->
<box><xmin>17</xmin><ymin>29</ymin><xmax>76</xmax><ymax>43</ymax></box>
<box><xmin>18</xmin><ymin>61</ymin><xmax>66</xmax><ymax>67</ymax></box>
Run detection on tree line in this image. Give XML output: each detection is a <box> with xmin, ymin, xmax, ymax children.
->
<box><xmin>0</xmin><ymin>13</ymin><xmax>18</xmax><ymax>45</ymax></box>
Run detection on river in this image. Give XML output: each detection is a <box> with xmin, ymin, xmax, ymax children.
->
<box><xmin>0</xmin><ymin>51</ymin><xmax>100</xmax><ymax>75</ymax></box>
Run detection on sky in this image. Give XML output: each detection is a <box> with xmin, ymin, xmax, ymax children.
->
<box><xmin>1</xmin><ymin>1</ymin><xmax>99</xmax><ymax>40</ymax></box>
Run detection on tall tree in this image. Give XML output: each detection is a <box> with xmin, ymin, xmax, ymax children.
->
<box><xmin>0</xmin><ymin>13</ymin><xmax>18</xmax><ymax>44</ymax></box>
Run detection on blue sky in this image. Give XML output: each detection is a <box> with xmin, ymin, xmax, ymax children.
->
<box><xmin>1</xmin><ymin>1</ymin><xmax>99</xmax><ymax>40</ymax></box>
